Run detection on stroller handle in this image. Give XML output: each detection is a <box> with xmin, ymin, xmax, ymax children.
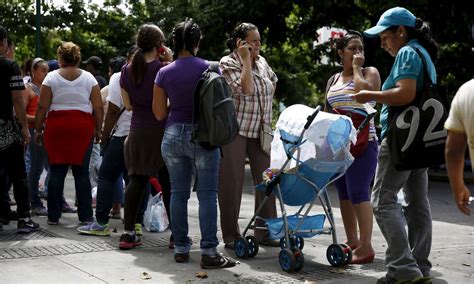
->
<box><xmin>304</xmin><ymin>105</ymin><xmax>321</xmax><ymax>130</ymax></box>
<box><xmin>356</xmin><ymin>111</ymin><xmax>377</xmax><ymax>134</ymax></box>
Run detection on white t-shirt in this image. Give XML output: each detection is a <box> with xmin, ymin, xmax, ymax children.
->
<box><xmin>444</xmin><ymin>79</ymin><xmax>474</xmax><ymax>171</ymax></box>
<box><xmin>107</xmin><ymin>72</ymin><xmax>132</xmax><ymax>137</ymax></box>
<box><xmin>42</xmin><ymin>69</ymin><xmax>98</xmax><ymax>113</ymax></box>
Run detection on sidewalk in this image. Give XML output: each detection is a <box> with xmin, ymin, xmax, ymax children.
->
<box><xmin>0</xmin><ymin>166</ymin><xmax>473</xmax><ymax>283</ymax></box>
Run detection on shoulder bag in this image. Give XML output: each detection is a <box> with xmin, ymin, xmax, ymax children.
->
<box><xmin>387</xmin><ymin>47</ymin><xmax>449</xmax><ymax>170</ymax></box>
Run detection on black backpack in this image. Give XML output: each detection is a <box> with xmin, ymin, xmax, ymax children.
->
<box><xmin>192</xmin><ymin>61</ymin><xmax>239</xmax><ymax>149</ymax></box>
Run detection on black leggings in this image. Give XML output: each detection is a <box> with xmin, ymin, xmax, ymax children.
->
<box><xmin>123</xmin><ymin>175</ymin><xmax>149</xmax><ymax>231</ymax></box>
<box><xmin>123</xmin><ymin>166</ymin><xmax>171</xmax><ymax>231</ymax></box>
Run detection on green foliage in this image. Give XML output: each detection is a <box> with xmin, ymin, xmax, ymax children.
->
<box><xmin>1</xmin><ymin>0</ymin><xmax>472</xmax><ymax>108</ymax></box>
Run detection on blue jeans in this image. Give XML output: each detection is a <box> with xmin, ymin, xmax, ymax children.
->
<box><xmin>27</xmin><ymin>128</ymin><xmax>47</xmax><ymax>209</ymax></box>
<box><xmin>47</xmin><ymin>141</ymin><xmax>94</xmax><ymax>223</ymax></box>
<box><xmin>162</xmin><ymin>123</ymin><xmax>220</xmax><ymax>256</ymax></box>
<box><xmin>95</xmin><ymin>136</ymin><xmax>128</xmax><ymax>224</ymax></box>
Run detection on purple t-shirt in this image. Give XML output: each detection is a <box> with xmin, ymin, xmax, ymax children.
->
<box><xmin>120</xmin><ymin>60</ymin><xmax>165</xmax><ymax>129</ymax></box>
<box><xmin>154</xmin><ymin>56</ymin><xmax>209</xmax><ymax>127</ymax></box>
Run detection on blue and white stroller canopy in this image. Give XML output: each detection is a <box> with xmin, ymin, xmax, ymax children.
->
<box><xmin>271</xmin><ymin>104</ymin><xmax>356</xmax><ymax>171</ymax></box>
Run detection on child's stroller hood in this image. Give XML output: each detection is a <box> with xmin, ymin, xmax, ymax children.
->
<box><xmin>271</xmin><ymin>104</ymin><xmax>356</xmax><ymax>170</ymax></box>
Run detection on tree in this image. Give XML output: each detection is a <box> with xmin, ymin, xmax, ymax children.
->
<box><xmin>1</xmin><ymin>0</ymin><xmax>472</xmax><ymax>106</ymax></box>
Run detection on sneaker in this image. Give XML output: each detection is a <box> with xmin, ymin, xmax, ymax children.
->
<box><xmin>62</xmin><ymin>204</ymin><xmax>77</xmax><ymax>213</ymax></box>
<box><xmin>17</xmin><ymin>218</ymin><xmax>40</xmax><ymax>234</ymax></box>
<box><xmin>77</xmin><ymin>221</ymin><xmax>110</xmax><ymax>236</ymax></box>
<box><xmin>134</xmin><ymin>223</ymin><xmax>143</xmax><ymax>236</ymax></box>
<box><xmin>119</xmin><ymin>233</ymin><xmax>142</xmax><ymax>250</ymax></box>
<box><xmin>47</xmin><ymin>219</ymin><xmax>59</xmax><ymax>225</ymax></box>
<box><xmin>200</xmin><ymin>253</ymin><xmax>237</xmax><ymax>269</ymax></box>
<box><xmin>31</xmin><ymin>206</ymin><xmax>48</xmax><ymax>216</ymax></box>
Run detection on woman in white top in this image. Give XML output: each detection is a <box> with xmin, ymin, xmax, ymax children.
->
<box><xmin>34</xmin><ymin>41</ymin><xmax>103</xmax><ymax>225</ymax></box>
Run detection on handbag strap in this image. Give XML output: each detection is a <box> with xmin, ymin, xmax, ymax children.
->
<box><xmin>109</xmin><ymin>107</ymin><xmax>126</xmax><ymax>138</ymax></box>
<box><xmin>412</xmin><ymin>47</ymin><xmax>433</xmax><ymax>87</ymax></box>
<box><xmin>256</xmin><ymin>88</ymin><xmax>266</xmax><ymax>124</ymax></box>
<box><xmin>411</xmin><ymin>47</ymin><xmax>450</xmax><ymax>106</ymax></box>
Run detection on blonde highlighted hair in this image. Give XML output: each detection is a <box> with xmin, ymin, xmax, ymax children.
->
<box><xmin>57</xmin><ymin>42</ymin><xmax>81</xmax><ymax>67</ymax></box>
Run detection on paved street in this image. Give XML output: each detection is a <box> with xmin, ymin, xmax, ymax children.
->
<box><xmin>0</xmin><ymin>166</ymin><xmax>473</xmax><ymax>283</ymax></box>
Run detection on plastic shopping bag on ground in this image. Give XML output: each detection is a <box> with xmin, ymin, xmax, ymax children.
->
<box><xmin>143</xmin><ymin>192</ymin><xmax>169</xmax><ymax>232</ymax></box>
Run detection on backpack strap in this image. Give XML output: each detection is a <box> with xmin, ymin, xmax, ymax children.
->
<box><xmin>208</xmin><ymin>61</ymin><xmax>220</xmax><ymax>73</ymax></box>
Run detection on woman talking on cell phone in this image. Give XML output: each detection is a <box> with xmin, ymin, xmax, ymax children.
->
<box><xmin>218</xmin><ymin>22</ymin><xmax>279</xmax><ymax>249</ymax></box>
<box><xmin>118</xmin><ymin>24</ymin><xmax>172</xmax><ymax>250</ymax></box>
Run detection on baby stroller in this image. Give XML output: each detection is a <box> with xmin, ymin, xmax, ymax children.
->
<box><xmin>233</xmin><ymin>104</ymin><xmax>369</xmax><ymax>272</ymax></box>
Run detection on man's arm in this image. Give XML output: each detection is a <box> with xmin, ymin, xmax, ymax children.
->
<box><xmin>445</xmin><ymin>130</ymin><xmax>471</xmax><ymax>215</ymax></box>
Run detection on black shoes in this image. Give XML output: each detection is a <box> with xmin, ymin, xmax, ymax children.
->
<box><xmin>17</xmin><ymin>218</ymin><xmax>40</xmax><ymax>234</ymax></box>
<box><xmin>119</xmin><ymin>233</ymin><xmax>142</xmax><ymax>250</ymax></box>
<box><xmin>200</xmin><ymin>253</ymin><xmax>237</xmax><ymax>269</ymax></box>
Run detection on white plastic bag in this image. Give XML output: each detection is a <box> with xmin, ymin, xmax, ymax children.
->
<box><xmin>143</xmin><ymin>192</ymin><xmax>169</xmax><ymax>232</ymax></box>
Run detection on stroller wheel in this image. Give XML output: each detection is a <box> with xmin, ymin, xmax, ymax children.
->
<box><xmin>340</xmin><ymin>243</ymin><xmax>352</xmax><ymax>265</ymax></box>
<box><xmin>234</xmin><ymin>237</ymin><xmax>249</xmax><ymax>259</ymax></box>
<box><xmin>292</xmin><ymin>248</ymin><xmax>305</xmax><ymax>272</ymax></box>
<box><xmin>295</xmin><ymin>236</ymin><xmax>304</xmax><ymax>250</ymax></box>
<box><xmin>326</xmin><ymin>244</ymin><xmax>347</xmax><ymax>267</ymax></box>
<box><xmin>279</xmin><ymin>236</ymin><xmax>305</xmax><ymax>251</ymax></box>
<box><xmin>279</xmin><ymin>237</ymin><xmax>286</xmax><ymax>249</ymax></box>
<box><xmin>279</xmin><ymin>248</ymin><xmax>296</xmax><ymax>272</ymax></box>
<box><xmin>245</xmin><ymin>236</ymin><xmax>259</xmax><ymax>258</ymax></box>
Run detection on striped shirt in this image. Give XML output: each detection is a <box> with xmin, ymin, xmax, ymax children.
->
<box><xmin>327</xmin><ymin>73</ymin><xmax>378</xmax><ymax>140</ymax></box>
<box><xmin>220</xmin><ymin>52</ymin><xmax>278</xmax><ymax>138</ymax></box>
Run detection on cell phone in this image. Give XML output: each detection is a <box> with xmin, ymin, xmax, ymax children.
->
<box><xmin>158</xmin><ymin>47</ymin><xmax>166</xmax><ymax>55</ymax></box>
<box><xmin>240</xmin><ymin>40</ymin><xmax>252</xmax><ymax>51</ymax></box>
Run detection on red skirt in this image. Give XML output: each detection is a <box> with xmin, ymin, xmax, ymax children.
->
<box><xmin>44</xmin><ymin>110</ymin><xmax>94</xmax><ymax>165</ymax></box>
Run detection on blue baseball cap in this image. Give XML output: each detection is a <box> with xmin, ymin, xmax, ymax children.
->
<box><xmin>364</xmin><ymin>7</ymin><xmax>416</xmax><ymax>38</ymax></box>
<box><xmin>48</xmin><ymin>59</ymin><xmax>60</xmax><ymax>71</ymax></box>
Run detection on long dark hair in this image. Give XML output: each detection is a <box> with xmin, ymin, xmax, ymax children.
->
<box><xmin>172</xmin><ymin>20</ymin><xmax>201</xmax><ymax>59</ymax></box>
<box><xmin>130</xmin><ymin>24</ymin><xmax>165</xmax><ymax>85</ymax></box>
<box><xmin>407</xmin><ymin>18</ymin><xmax>439</xmax><ymax>61</ymax></box>
<box><xmin>389</xmin><ymin>18</ymin><xmax>439</xmax><ymax>61</ymax></box>
<box><xmin>226</xmin><ymin>22</ymin><xmax>258</xmax><ymax>52</ymax></box>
